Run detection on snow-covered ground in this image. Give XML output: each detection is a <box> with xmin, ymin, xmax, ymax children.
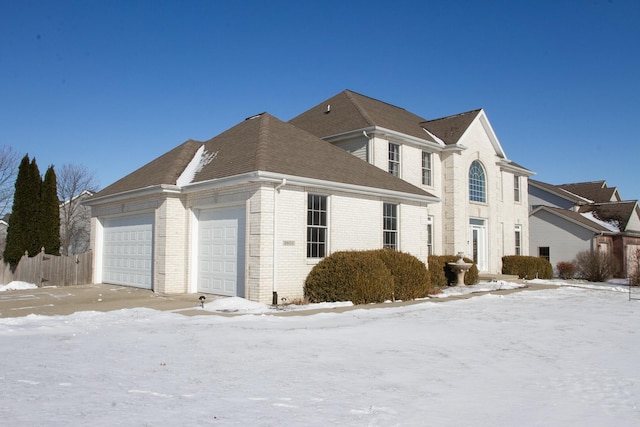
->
<box><xmin>1</xmin><ymin>281</ymin><xmax>639</xmax><ymax>426</ymax></box>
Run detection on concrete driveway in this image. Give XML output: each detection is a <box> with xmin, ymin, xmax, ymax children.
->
<box><xmin>0</xmin><ymin>284</ymin><xmax>210</xmax><ymax>318</ymax></box>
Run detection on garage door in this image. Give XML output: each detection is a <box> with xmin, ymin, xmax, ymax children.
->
<box><xmin>102</xmin><ymin>213</ymin><xmax>154</xmax><ymax>289</ymax></box>
<box><xmin>198</xmin><ymin>207</ymin><xmax>245</xmax><ymax>296</ymax></box>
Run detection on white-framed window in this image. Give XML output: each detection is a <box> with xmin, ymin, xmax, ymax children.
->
<box><xmin>427</xmin><ymin>216</ymin><xmax>434</xmax><ymax>256</ymax></box>
<box><xmin>514</xmin><ymin>175</ymin><xmax>521</xmax><ymax>202</ymax></box>
<box><xmin>469</xmin><ymin>160</ymin><xmax>487</xmax><ymax>203</ymax></box>
<box><xmin>383</xmin><ymin>202</ymin><xmax>398</xmax><ymax>250</ymax></box>
<box><xmin>388</xmin><ymin>143</ymin><xmax>400</xmax><ymax>177</ymax></box>
<box><xmin>422</xmin><ymin>151</ymin><xmax>432</xmax><ymax>186</ymax></box>
<box><xmin>307</xmin><ymin>194</ymin><xmax>327</xmax><ymax>258</ymax></box>
<box><xmin>515</xmin><ymin>224</ymin><xmax>522</xmax><ymax>256</ymax></box>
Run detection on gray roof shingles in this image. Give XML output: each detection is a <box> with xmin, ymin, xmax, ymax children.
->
<box><xmin>93</xmin><ymin>113</ymin><xmax>435</xmax><ymax>200</ymax></box>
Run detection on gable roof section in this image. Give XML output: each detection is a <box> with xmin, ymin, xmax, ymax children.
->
<box><xmin>529</xmin><ymin>179</ymin><xmax>590</xmax><ymax>205</ymax></box>
<box><xmin>531</xmin><ymin>205</ymin><xmax>614</xmax><ymax>233</ymax></box>
<box><xmin>420</xmin><ymin>109</ymin><xmax>481</xmax><ymax>146</ymax></box>
<box><xmin>191</xmin><ymin>113</ymin><xmax>434</xmax><ymax>198</ymax></box>
<box><xmin>91</xmin><ymin>113</ymin><xmax>436</xmax><ymax>201</ymax></box>
<box><xmin>94</xmin><ymin>140</ymin><xmax>203</xmax><ymax>198</ymax></box>
<box><xmin>289</xmin><ymin>90</ymin><xmax>438</xmax><ymax>143</ymax></box>
<box><xmin>578</xmin><ymin>201</ymin><xmax>639</xmax><ymax>232</ymax></box>
<box><xmin>558</xmin><ymin>181</ymin><xmax>620</xmax><ymax>203</ymax></box>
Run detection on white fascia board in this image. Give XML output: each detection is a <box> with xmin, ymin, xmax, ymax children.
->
<box><xmin>475</xmin><ymin>110</ymin><xmax>507</xmax><ymax>159</ymax></box>
<box><xmin>324</xmin><ymin>126</ymin><xmax>444</xmax><ymax>152</ymax></box>
<box><xmin>82</xmin><ymin>184</ymin><xmax>182</xmax><ymax>206</ymax></box>
<box><xmin>497</xmin><ymin>160</ymin><xmax>535</xmax><ymax>176</ymax></box>
<box><xmin>253</xmin><ymin>171</ymin><xmax>440</xmax><ymax>204</ymax></box>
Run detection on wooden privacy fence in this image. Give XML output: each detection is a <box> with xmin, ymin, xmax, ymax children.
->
<box><xmin>4</xmin><ymin>248</ymin><xmax>93</xmax><ymax>287</ymax></box>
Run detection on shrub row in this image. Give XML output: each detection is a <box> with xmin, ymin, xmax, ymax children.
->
<box><xmin>502</xmin><ymin>255</ymin><xmax>552</xmax><ymax>279</ymax></box>
<box><xmin>428</xmin><ymin>255</ymin><xmax>478</xmax><ymax>288</ymax></box>
<box><xmin>304</xmin><ymin>250</ymin><xmax>431</xmax><ymax>304</ymax></box>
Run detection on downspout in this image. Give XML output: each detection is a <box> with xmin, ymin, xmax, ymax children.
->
<box><xmin>272</xmin><ymin>179</ymin><xmax>287</xmax><ymax>305</ymax></box>
<box><xmin>363</xmin><ymin>131</ymin><xmax>372</xmax><ymax>164</ymax></box>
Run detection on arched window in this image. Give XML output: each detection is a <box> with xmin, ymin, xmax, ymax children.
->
<box><xmin>469</xmin><ymin>160</ymin><xmax>486</xmax><ymax>202</ymax></box>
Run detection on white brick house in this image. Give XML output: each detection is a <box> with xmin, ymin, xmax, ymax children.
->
<box><xmin>291</xmin><ymin>90</ymin><xmax>534</xmax><ymax>274</ymax></box>
<box><xmin>86</xmin><ymin>112</ymin><xmax>437</xmax><ymax>304</ymax></box>
<box><xmin>86</xmin><ymin>91</ymin><xmax>533</xmax><ymax>303</ymax></box>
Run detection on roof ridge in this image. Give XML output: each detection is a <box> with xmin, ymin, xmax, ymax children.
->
<box><xmin>255</xmin><ymin>113</ymin><xmax>270</xmax><ymax>170</ymax></box>
<box><xmin>344</xmin><ymin>90</ymin><xmax>376</xmax><ymax>127</ymax></box>
<box><xmin>422</xmin><ymin>108</ymin><xmax>483</xmax><ymax>124</ymax></box>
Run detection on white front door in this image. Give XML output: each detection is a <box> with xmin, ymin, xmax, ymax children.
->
<box><xmin>469</xmin><ymin>218</ymin><xmax>488</xmax><ymax>272</ymax></box>
<box><xmin>197</xmin><ymin>207</ymin><xmax>245</xmax><ymax>296</ymax></box>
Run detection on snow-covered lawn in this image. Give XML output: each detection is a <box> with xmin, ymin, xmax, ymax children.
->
<box><xmin>1</xmin><ymin>282</ymin><xmax>639</xmax><ymax>426</ymax></box>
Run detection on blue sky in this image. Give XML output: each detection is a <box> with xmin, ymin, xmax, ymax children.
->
<box><xmin>2</xmin><ymin>0</ymin><xmax>639</xmax><ymax>199</ymax></box>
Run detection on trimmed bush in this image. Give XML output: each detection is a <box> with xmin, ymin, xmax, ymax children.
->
<box><xmin>573</xmin><ymin>250</ymin><xmax>616</xmax><ymax>282</ymax></box>
<box><xmin>304</xmin><ymin>251</ymin><xmax>394</xmax><ymax>304</ymax></box>
<box><xmin>428</xmin><ymin>255</ymin><xmax>479</xmax><ymax>288</ymax></box>
<box><xmin>373</xmin><ymin>249</ymin><xmax>431</xmax><ymax>300</ymax></box>
<box><xmin>556</xmin><ymin>261</ymin><xmax>576</xmax><ymax>280</ymax></box>
<box><xmin>502</xmin><ymin>256</ymin><xmax>552</xmax><ymax>279</ymax></box>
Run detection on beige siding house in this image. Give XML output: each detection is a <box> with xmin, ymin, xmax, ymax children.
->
<box><xmin>86</xmin><ymin>90</ymin><xmax>533</xmax><ymax>303</ymax></box>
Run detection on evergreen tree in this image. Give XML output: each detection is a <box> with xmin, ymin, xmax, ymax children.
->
<box><xmin>40</xmin><ymin>166</ymin><xmax>60</xmax><ymax>255</ymax></box>
<box><xmin>4</xmin><ymin>155</ymin><xmax>41</xmax><ymax>265</ymax></box>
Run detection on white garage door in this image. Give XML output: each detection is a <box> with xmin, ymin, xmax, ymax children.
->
<box><xmin>102</xmin><ymin>213</ymin><xmax>154</xmax><ymax>289</ymax></box>
<box><xmin>198</xmin><ymin>207</ymin><xmax>245</xmax><ymax>296</ymax></box>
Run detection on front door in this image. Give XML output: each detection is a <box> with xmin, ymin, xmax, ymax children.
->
<box><xmin>469</xmin><ymin>218</ymin><xmax>488</xmax><ymax>272</ymax></box>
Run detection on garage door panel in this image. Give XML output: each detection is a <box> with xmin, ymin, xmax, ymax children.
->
<box><xmin>198</xmin><ymin>207</ymin><xmax>245</xmax><ymax>296</ymax></box>
<box><xmin>103</xmin><ymin>214</ymin><xmax>154</xmax><ymax>289</ymax></box>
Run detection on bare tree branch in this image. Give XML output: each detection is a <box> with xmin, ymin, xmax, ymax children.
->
<box><xmin>0</xmin><ymin>146</ymin><xmax>20</xmax><ymax>217</ymax></box>
<box><xmin>57</xmin><ymin>163</ymin><xmax>99</xmax><ymax>255</ymax></box>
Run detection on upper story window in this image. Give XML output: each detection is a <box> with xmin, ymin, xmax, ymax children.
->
<box><xmin>307</xmin><ymin>194</ymin><xmax>327</xmax><ymax>258</ymax></box>
<box><xmin>388</xmin><ymin>143</ymin><xmax>400</xmax><ymax>177</ymax></box>
<box><xmin>469</xmin><ymin>160</ymin><xmax>487</xmax><ymax>203</ymax></box>
<box><xmin>422</xmin><ymin>151</ymin><xmax>432</xmax><ymax>186</ymax></box>
<box><xmin>383</xmin><ymin>202</ymin><xmax>398</xmax><ymax>250</ymax></box>
<box><xmin>514</xmin><ymin>175</ymin><xmax>521</xmax><ymax>202</ymax></box>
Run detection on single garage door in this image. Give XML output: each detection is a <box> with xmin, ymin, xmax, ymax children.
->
<box><xmin>102</xmin><ymin>213</ymin><xmax>154</xmax><ymax>289</ymax></box>
<box><xmin>198</xmin><ymin>206</ymin><xmax>245</xmax><ymax>296</ymax></box>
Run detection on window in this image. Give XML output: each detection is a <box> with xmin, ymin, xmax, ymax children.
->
<box><xmin>427</xmin><ymin>216</ymin><xmax>434</xmax><ymax>256</ymax></box>
<box><xmin>539</xmin><ymin>246</ymin><xmax>550</xmax><ymax>261</ymax></box>
<box><xmin>307</xmin><ymin>194</ymin><xmax>327</xmax><ymax>258</ymax></box>
<box><xmin>514</xmin><ymin>175</ymin><xmax>521</xmax><ymax>202</ymax></box>
<box><xmin>515</xmin><ymin>225</ymin><xmax>522</xmax><ymax>256</ymax></box>
<box><xmin>383</xmin><ymin>203</ymin><xmax>398</xmax><ymax>250</ymax></box>
<box><xmin>388</xmin><ymin>143</ymin><xmax>400</xmax><ymax>176</ymax></box>
<box><xmin>469</xmin><ymin>160</ymin><xmax>486</xmax><ymax>203</ymax></box>
<box><xmin>422</xmin><ymin>151</ymin><xmax>432</xmax><ymax>186</ymax></box>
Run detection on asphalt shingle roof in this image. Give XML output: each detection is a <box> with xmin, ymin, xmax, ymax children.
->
<box><xmin>93</xmin><ymin>113</ymin><xmax>435</xmax><ymax>200</ymax></box>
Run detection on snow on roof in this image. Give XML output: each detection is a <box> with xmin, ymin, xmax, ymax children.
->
<box><xmin>581</xmin><ymin>211</ymin><xmax>620</xmax><ymax>232</ymax></box>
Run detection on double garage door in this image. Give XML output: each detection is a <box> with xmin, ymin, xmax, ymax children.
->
<box><xmin>101</xmin><ymin>207</ymin><xmax>245</xmax><ymax>296</ymax></box>
<box><xmin>102</xmin><ymin>214</ymin><xmax>154</xmax><ymax>289</ymax></box>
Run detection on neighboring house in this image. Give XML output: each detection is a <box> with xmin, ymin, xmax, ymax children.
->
<box><xmin>290</xmin><ymin>90</ymin><xmax>533</xmax><ymax>273</ymax></box>
<box><xmin>60</xmin><ymin>190</ymin><xmax>94</xmax><ymax>255</ymax></box>
<box><xmin>0</xmin><ymin>217</ymin><xmax>8</xmax><ymax>259</ymax></box>
<box><xmin>529</xmin><ymin>179</ymin><xmax>640</xmax><ymax>277</ymax></box>
<box><xmin>86</xmin><ymin>90</ymin><xmax>533</xmax><ymax>303</ymax></box>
